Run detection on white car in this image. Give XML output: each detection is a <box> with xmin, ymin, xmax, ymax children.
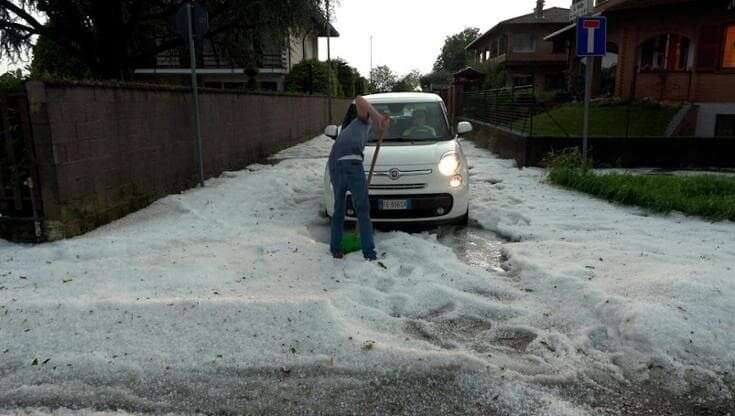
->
<box><xmin>323</xmin><ymin>92</ymin><xmax>472</xmax><ymax>226</ymax></box>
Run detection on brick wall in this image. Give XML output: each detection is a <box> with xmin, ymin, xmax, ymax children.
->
<box><xmin>608</xmin><ymin>3</ymin><xmax>735</xmax><ymax>103</ymax></box>
<box><xmin>26</xmin><ymin>81</ymin><xmax>350</xmax><ymax>240</ymax></box>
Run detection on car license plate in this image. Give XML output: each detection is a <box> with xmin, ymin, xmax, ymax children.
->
<box><xmin>380</xmin><ymin>199</ymin><xmax>410</xmax><ymax>210</ymax></box>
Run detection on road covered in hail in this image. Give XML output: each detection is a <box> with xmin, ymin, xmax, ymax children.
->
<box><xmin>1</xmin><ymin>136</ymin><xmax>733</xmax><ymax>415</ymax></box>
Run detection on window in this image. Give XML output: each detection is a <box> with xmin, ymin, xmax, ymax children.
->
<box><xmin>697</xmin><ymin>26</ymin><xmax>723</xmax><ymax>71</ymax></box>
<box><xmin>639</xmin><ymin>33</ymin><xmax>693</xmax><ymax>71</ymax></box>
<box><xmin>723</xmin><ymin>24</ymin><xmax>735</xmax><ymax>69</ymax></box>
<box><xmin>340</xmin><ymin>102</ymin><xmax>451</xmax><ymax>142</ymax></box>
<box><xmin>512</xmin><ymin>33</ymin><xmax>536</xmax><ymax>53</ymax></box>
<box><xmin>715</xmin><ymin>114</ymin><xmax>735</xmax><ymax>137</ymax></box>
<box><xmin>499</xmin><ymin>34</ymin><xmax>509</xmax><ymax>55</ymax></box>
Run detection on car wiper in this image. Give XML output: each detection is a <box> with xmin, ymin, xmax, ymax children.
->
<box><xmin>369</xmin><ymin>137</ymin><xmax>406</xmax><ymax>142</ymax></box>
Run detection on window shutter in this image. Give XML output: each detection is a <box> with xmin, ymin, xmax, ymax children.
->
<box><xmin>696</xmin><ymin>25</ymin><xmax>723</xmax><ymax>71</ymax></box>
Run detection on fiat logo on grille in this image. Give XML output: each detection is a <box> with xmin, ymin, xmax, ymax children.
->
<box><xmin>388</xmin><ymin>168</ymin><xmax>401</xmax><ymax>180</ymax></box>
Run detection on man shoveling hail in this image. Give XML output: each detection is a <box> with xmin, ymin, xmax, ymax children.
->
<box><xmin>327</xmin><ymin>96</ymin><xmax>391</xmax><ymax>261</ymax></box>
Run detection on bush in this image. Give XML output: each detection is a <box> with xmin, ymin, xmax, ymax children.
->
<box><xmin>286</xmin><ymin>60</ymin><xmax>343</xmax><ymax>96</ymax></box>
<box><xmin>545</xmin><ymin>148</ymin><xmax>592</xmax><ymax>172</ymax></box>
<box><xmin>332</xmin><ymin>59</ymin><xmax>364</xmax><ymax>98</ymax></box>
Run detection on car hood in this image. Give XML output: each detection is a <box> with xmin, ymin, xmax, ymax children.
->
<box><xmin>363</xmin><ymin>140</ymin><xmax>458</xmax><ymax>167</ymax></box>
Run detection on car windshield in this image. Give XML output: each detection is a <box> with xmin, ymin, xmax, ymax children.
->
<box><xmin>341</xmin><ymin>101</ymin><xmax>451</xmax><ymax>142</ymax></box>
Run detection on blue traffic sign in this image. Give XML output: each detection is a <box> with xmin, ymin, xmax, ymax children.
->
<box><xmin>576</xmin><ymin>17</ymin><xmax>607</xmax><ymax>57</ymax></box>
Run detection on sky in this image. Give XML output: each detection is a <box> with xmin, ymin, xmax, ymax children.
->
<box><xmin>319</xmin><ymin>0</ymin><xmax>571</xmax><ymax>78</ymax></box>
<box><xmin>1</xmin><ymin>0</ymin><xmax>572</xmax><ymax>76</ymax></box>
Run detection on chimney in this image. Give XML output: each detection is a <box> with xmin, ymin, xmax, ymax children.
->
<box><xmin>535</xmin><ymin>0</ymin><xmax>545</xmax><ymax>18</ymax></box>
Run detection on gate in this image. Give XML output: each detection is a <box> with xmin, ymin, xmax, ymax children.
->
<box><xmin>0</xmin><ymin>93</ymin><xmax>43</xmax><ymax>242</ymax></box>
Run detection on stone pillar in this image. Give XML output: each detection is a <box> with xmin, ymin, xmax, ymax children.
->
<box><xmin>24</xmin><ymin>81</ymin><xmax>64</xmax><ymax>240</ymax></box>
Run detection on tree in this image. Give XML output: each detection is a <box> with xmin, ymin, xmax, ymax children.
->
<box><xmin>433</xmin><ymin>27</ymin><xmax>481</xmax><ymax>73</ymax></box>
<box><xmin>368</xmin><ymin>65</ymin><xmax>396</xmax><ymax>93</ymax></box>
<box><xmin>478</xmin><ymin>62</ymin><xmax>509</xmax><ymax>90</ymax></box>
<box><xmin>420</xmin><ymin>71</ymin><xmax>451</xmax><ymax>92</ymax></box>
<box><xmin>354</xmin><ymin>74</ymin><xmax>367</xmax><ymax>96</ymax></box>
<box><xmin>331</xmin><ymin>58</ymin><xmax>364</xmax><ymax>98</ymax></box>
<box><xmin>391</xmin><ymin>69</ymin><xmax>421</xmax><ymax>92</ymax></box>
<box><xmin>31</xmin><ymin>35</ymin><xmax>93</xmax><ymax>79</ymax></box>
<box><xmin>286</xmin><ymin>60</ymin><xmax>342</xmax><ymax>96</ymax></box>
<box><xmin>0</xmin><ymin>68</ymin><xmax>24</xmax><ymax>92</ymax></box>
<box><xmin>0</xmin><ymin>0</ymin><xmax>329</xmax><ymax>80</ymax></box>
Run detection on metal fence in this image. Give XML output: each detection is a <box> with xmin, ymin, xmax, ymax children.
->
<box><xmin>460</xmin><ymin>85</ymin><xmax>698</xmax><ymax>138</ymax></box>
<box><xmin>461</xmin><ymin>85</ymin><xmax>570</xmax><ymax>137</ymax></box>
<box><xmin>0</xmin><ymin>93</ymin><xmax>43</xmax><ymax>242</ymax></box>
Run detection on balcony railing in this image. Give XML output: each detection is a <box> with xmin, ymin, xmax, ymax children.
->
<box><xmin>153</xmin><ymin>50</ymin><xmax>288</xmax><ymax>70</ymax></box>
<box><xmin>258</xmin><ymin>53</ymin><xmax>288</xmax><ymax>69</ymax></box>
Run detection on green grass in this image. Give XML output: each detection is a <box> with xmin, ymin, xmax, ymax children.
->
<box><xmin>523</xmin><ymin>102</ymin><xmax>679</xmax><ymax>137</ymax></box>
<box><xmin>548</xmin><ymin>168</ymin><xmax>735</xmax><ymax>222</ymax></box>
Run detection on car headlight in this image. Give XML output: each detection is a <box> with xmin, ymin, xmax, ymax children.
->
<box><xmin>438</xmin><ymin>152</ymin><xmax>460</xmax><ymax>176</ymax></box>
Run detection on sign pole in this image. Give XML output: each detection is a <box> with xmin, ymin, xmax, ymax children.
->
<box><xmin>583</xmin><ymin>55</ymin><xmax>593</xmax><ymax>162</ymax></box>
<box><xmin>577</xmin><ymin>16</ymin><xmax>606</xmax><ymax>163</ymax></box>
<box><xmin>326</xmin><ymin>0</ymin><xmax>333</xmax><ymax>123</ymax></box>
<box><xmin>187</xmin><ymin>2</ymin><xmax>205</xmax><ymax>187</ymax></box>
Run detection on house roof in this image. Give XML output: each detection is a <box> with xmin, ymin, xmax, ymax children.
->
<box><xmin>544</xmin><ymin>0</ymin><xmax>701</xmax><ymax>41</ymax></box>
<box><xmin>453</xmin><ymin>67</ymin><xmax>484</xmax><ymax>77</ymax></box>
<box><xmin>595</xmin><ymin>0</ymin><xmax>695</xmax><ymax>13</ymax></box>
<box><xmin>466</xmin><ymin>7</ymin><xmax>570</xmax><ymax>50</ymax></box>
<box><xmin>314</xmin><ymin>17</ymin><xmax>340</xmax><ymax>37</ymax></box>
<box><xmin>318</xmin><ymin>22</ymin><xmax>340</xmax><ymax>37</ymax></box>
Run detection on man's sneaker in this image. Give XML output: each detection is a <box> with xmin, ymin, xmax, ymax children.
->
<box><xmin>332</xmin><ymin>252</ymin><xmax>345</xmax><ymax>259</ymax></box>
<box><xmin>364</xmin><ymin>255</ymin><xmax>377</xmax><ymax>261</ymax></box>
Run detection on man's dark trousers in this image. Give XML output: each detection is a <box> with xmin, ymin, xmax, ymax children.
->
<box><xmin>329</xmin><ymin>159</ymin><xmax>377</xmax><ymax>259</ymax></box>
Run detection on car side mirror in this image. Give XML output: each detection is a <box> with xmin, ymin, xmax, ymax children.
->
<box><xmin>325</xmin><ymin>125</ymin><xmax>338</xmax><ymax>140</ymax></box>
<box><xmin>457</xmin><ymin>121</ymin><xmax>473</xmax><ymax>135</ymax></box>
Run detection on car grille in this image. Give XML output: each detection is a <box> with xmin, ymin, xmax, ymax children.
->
<box><xmin>369</xmin><ymin>183</ymin><xmax>427</xmax><ymax>191</ymax></box>
<box><xmin>347</xmin><ymin>193</ymin><xmax>454</xmax><ymax>219</ymax></box>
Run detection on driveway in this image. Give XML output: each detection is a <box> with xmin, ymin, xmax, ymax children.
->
<box><xmin>1</xmin><ymin>136</ymin><xmax>733</xmax><ymax>415</ymax></box>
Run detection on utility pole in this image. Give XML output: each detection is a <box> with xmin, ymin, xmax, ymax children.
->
<box><xmin>369</xmin><ymin>35</ymin><xmax>373</xmax><ymax>85</ymax></box>
<box><xmin>186</xmin><ymin>2</ymin><xmax>204</xmax><ymax>187</ymax></box>
<box><xmin>326</xmin><ymin>0</ymin><xmax>333</xmax><ymax>122</ymax></box>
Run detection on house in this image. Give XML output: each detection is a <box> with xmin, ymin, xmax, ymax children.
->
<box><xmin>134</xmin><ymin>21</ymin><xmax>339</xmax><ymax>92</ymax></box>
<box><xmin>465</xmin><ymin>2</ymin><xmax>571</xmax><ymax>92</ymax></box>
<box><xmin>548</xmin><ymin>0</ymin><xmax>735</xmax><ymax>136</ymax></box>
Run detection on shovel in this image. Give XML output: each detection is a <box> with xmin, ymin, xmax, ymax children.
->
<box><xmin>341</xmin><ymin>123</ymin><xmax>389</xmax><ymax>254</ymax></box>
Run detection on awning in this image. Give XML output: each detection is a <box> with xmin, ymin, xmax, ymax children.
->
<box><xmin>543</xmin><ymin>11</ymin><xmax>604</xmax><ymax>41</ymax></box>
<box><xmin>543</xmin><ymin>22</ymin><xmax>576</xmax><ymax>41</ymax></box>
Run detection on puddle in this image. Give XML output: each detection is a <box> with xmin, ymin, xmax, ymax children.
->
<box><xmin>309</xmin><ymin>217</ymin><xmax>506</xmax><ymax>273</ymax></box>
<box><xmin>435</xmin><ymin>225</ymin><xmax>506</xmax><ymax>273</ymax></box>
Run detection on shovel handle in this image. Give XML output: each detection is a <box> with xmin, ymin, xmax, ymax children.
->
<box><xmin>367</xmin><ymin>124</ymin><xmax>389</xmax><ymax>186</ymax></box>
<box><xmin>356</xmin><ymin>122</ymin><xmax>388</xmax><ymax>235</ymax></box>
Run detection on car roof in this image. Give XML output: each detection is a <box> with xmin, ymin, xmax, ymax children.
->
<box><xmin>361</xmin><ymin>92</ymin><xmax>444</xmax><ymax>104</ymax></box>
